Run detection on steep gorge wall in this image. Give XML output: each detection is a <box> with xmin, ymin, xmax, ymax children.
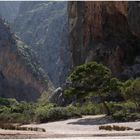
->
<box><xmin>13</xmin><ymin>1</ymin><xmax>71</xmax><ymax>87</ymax></box>
<box><xmin>68</xmin><ymin>1</ymin><xmax>140</xmax><ymax>79</ymax></box>
<box><xmin>0</xmin><ymin>18</ymin><xmax>52</xmax><ymax>101</ymax></box>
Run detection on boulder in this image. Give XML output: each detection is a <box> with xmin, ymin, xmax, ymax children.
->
<box><xmin>49</xmin><ymin>87</ymin><xmax>66</xmax><ymax>106</ymax></box>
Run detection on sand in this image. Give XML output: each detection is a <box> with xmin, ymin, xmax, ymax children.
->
<box><xmin>0</xmin><ymin>115</ymin><xmax>140</xmax><ymax>139</ymax></box>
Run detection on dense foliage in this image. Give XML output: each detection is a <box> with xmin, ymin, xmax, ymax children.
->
<box><xmin>0</xmin><ymin>98</ymin><xmax>81</xmax><ymax>124</ymax></box>
<box><xmin>0</xmin><ymin>98</ymin><xmax>36</xmax><ymax>123</ymax></box>
<box><xmin>65</xmin><ymin>61</ymin><xmax>122</xmax><ymax>115</ymax></box>
<box><xmin>0</xmin><ymin>61</ymin><xmax>140</xmax><ymax>124</ymax></box>
<box><xmin>110</xmin><ymin>78</ymin><xmax>140</xmax><ymax>121</ymax></box>
<box><xmin>65</xmin><ymin>61</ymin><xmax>140</xmax><ymax>121</ymax></box>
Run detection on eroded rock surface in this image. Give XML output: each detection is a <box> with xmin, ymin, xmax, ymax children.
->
<box><xmin>68</xmin><ymin>1</ymin><xmax>140</xmax><ymax>79</ymax></box>
<box><xmin>13</xmin><ymin>1</ymin><xmax>71</xmax><ymax>87</ymax></box>
<box><xmin>0</xmin><ymin>18</ymin><xmax>52</xmax><ymax>101</ymax></box>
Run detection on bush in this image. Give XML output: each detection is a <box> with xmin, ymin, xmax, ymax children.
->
<box><xmin>65</xmin><ymin>105</ymin><xmax>81</xmax><ymax>116</ymax></box>
<box><xmin>35</xmin><ymin>104</ymin><xmax>81</xmax><ymax>123</ymax></box>
<box><xmin>112</xmin><ymin>111</ymin><xmax>140</xmax><ymax>122</ymax></box>
<box><xmin>0</xmin><ymin>98</ymin><xmax>18</xmax><ymax>106</ymax></box>
<box><xmin>122</xmin><ymin>79</ymin><xmax>140</xmax><ymax>107</ymax></box>
<box><xmin>109</xmin><ymin>101</ymin><xmax>140</xmax><ymax>121</ymax></box>
<box><xmin>0</xmin><ymin>111</ymin><xmax>33</xmax><ymax>124</ymax></box>
<box><xmin>0</xmin><ymin>98</ymin><xmax>81</xmax><ymax>124</ymax></box>
<box><xmin>112</xmin><ymin>110</ymin><xmax>127</xmax><ymax>121</ymax></box>
<box><xmin>75</xmin><ymin>102</ymin><xmax>106</xmax><ymax>115</ymax></box>
<box><xmin>125</xmin><ymin>113</ymin><xmax>140</xmax><ymax>121</ymax></box>
<box><xmin>108</xmin><ymin>101</ymin><xmax>137</xmax><ymax>115</ymax></box>
<box><xmin>0</xmin><ymin>98</ymin><xmax>36</xmax><ymax>124</ymax></box>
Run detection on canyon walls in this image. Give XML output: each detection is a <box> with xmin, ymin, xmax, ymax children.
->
<box><xmin>0</xmin><ymin>18</ymin><xmax>52</xmax><ymax>101</ymax></box>
<box><xmin>68</xmin><ymin>1</ymin><xmax>140</xmax><ymax>79</ymax></box>
<box><xmin>13</xmin><ymin>1</ymin><xmax>71</xmax><ymax>87</ymax></box>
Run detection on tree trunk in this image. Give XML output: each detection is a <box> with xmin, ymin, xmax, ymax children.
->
<box><xmin>98</xmin><ymin>91</ymin><xmax>110</xmax><ymax>115</ymax></box>
<box><xmin>103</xmin><ymin>101</ymin><xmax>110</xmax><ymax>115</ymax></box>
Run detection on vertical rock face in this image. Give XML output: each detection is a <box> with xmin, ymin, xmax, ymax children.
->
<box><xmin>13</xmin><ymin>1</ymin><xmax>71</xmax><ymax>87</ymax></box>
<box><xmin>128</xmin><ymin>2</ymin><xmax>140</xmax><ymax>38</ymax></box>
<box><xmin>0</xmin><ymin>18</ymin><xmax>52</xmax><ymax>101</ymax></box>
<box><xmin>68</xmin><ymin>1</ymin><xmax>140</xmax><ymax>79</ymax></box>
<box><xmin>0</xmin><ymin>1</ymin><xmax>20</xmax><ymax>23</ymax></box>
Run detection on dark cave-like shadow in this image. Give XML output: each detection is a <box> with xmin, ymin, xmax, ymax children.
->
<box><xmin>67</xmin><ymin>116</ymin><xmax>115</xmax><ymax>125</ymax></box>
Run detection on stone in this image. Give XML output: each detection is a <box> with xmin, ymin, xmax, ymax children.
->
<box><xmin>48</xmin><ymin>87</ymin><xmax>65</xmax><ymax>106</ymax></box>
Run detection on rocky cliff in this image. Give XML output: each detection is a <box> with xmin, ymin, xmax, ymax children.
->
<box><xmin>68</xmin><ymin>1</ymin><xmax>140</xmax><ymax>79</ymax></box>
<box><xmin>0</xmin><ymin>18</ymin><xmax>52</xmax><ymax>101</ymax></box>
<box><xmin>13</xmin><ymin>1</ymin><xmax>71</xmax><ymax>87</ymax></box>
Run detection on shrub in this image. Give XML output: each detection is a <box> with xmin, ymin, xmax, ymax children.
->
<box><xmin>75</xmin><ymin>102</ymin><xmax>106</xmax><ymax>115</ymax></box>
<box><xmin>122</xmin><ymin>79</ymin><xmax>140</xmax><ymax>107</ymax></box>
<box><xmin>112</xmin><ymin>108</ymin><xmax>140</xmax><ymax>122</ymax></box>
<box><xmin>35</xmin><ymin>105</ymin><xmax>81</xmax><ymax>123</ymax></box>
<box><xmin>65</xmin><ymin>105</ymin><xmax>81</xmax><ymax>116</ymax></box>
<box><xmin>108</xmin><ymin>101</ymin><xmax>139</xmax><ymax>121</ymax></box>
<box><xmin>126</xmin><ymin>113</ymin><xmax>140</xmax><ymax>121</ymax></box>
<box><xmin>0</xmin><ymin>98</ymin><xmax>36</xmax><ymax>124</ymax></box>
<box><xmin>0</xmin><ymin>98</ymin><xmax>18</xmax><ymax>106</ymax></box>
<box><xmin>112</xmin><ymin>110</ymin><xmax>128</xmax><ymax>121</ymax></box>
<box><xmin>0</xmin><ymin>98</ymin><xmax>81</xmax><ymax>124</ymax></box>
<box><xmin>108</xmin><ymin>101</ymin><xmax>137</xmax><ymax>115</ymax></box>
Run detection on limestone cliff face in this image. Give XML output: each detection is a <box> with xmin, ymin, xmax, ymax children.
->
<box><xmin>68</xmin><ymin>1</ymin><xmax>140</xmax><ymax>79</ymax></box>
<box><xmin>0</xmin><ymin>18</ymin><xmax>52</xmax><ymax>101</ymax></box>
<box><xmin>13</xmin><ymin>2</ymin><xmax>71</xmax><ymax>87</ymax></box>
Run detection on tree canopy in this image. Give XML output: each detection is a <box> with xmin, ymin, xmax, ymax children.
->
<box><xmin>65</xmin><ymin>61</ymin><xmax>122</xmax><ymax>114</ymax></box>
